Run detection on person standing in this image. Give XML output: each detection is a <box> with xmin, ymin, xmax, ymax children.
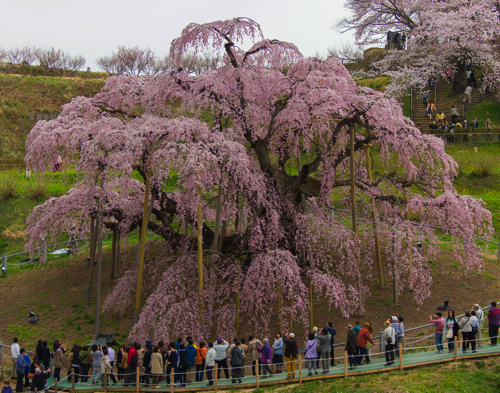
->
<box><xmin>451</xmin><ymin>106</ymin><xmax>459</xmax><ymax>123</ymax></box>
<box><xmin>15</xmin><ymin>349</ymin><xmax>28</xmax><ymax>393</ymax></box>
<box><xmin>10</xmin><ymin>338</ymin><xmax>20</xmax><ymax>380</ymax></box>
<box><xmin>473</xmin><ymin>304</ymin><xmax>485</xmax><ymax>347</ymax></box>
<box><xmin>40</xmin><ymin>341</ymin><xmax>50</xmax><ymax>372</ymax></box>
<box><xmin>397</xmin><ymin>317</ymin><xmax>405</xmax><ymax>355</ymax></box>
<box><xmin>382</xmin><ymin>321</ymin><xmax>396</xmax><ymax>366</ymax></box>
<box><xmin>230</xmin><ymin>341</ymin><xmax>244</xmax><ymax>384</ymax></box>
<box><xmin>205</xmin><ymin>343</ymin><xmax>216</xmax><ymax>386</ymax></box>
<box><xmin>195</xmin><ymin>342</ymin><xmax>207</xmax><ymax>382</ymax></box>
<box><xmin>464</xmin><ymin>85</ymin><xmax>472</xmax><ymax>103</ymax></box>
<box><xmin>390</xmin><ymin>317</ymin><xmax>400</xmax><ymax>357</ymax></box>
<box><xmin>470</xmin><ymin>311</ymin><xmax>479</xmax><ymax>353</ymax></box>
<box><xmin>248</xmin><ymin>336</ymin><xmax>263</xmax><ymax>376</ymax></box>
<box><xmin>125</xmin><ymin>343</ymin><xmax>138</xmax><ymax>387</ymax></box>
<box><xmin>459</xmin><ymin>311</ymin><xmax>474</xmax><ymax>352</ymax></box>
<box><xmin>445</xmin><ymin>310</ymin><xmax>459</xmax><ymax>352</ymax></box>
<box><xmin>32</xmin><ymin>367</ymin><xmax>51</xmax><ymax>393</ymax></box>
<box><xmin>283</xmin><ymin>333</ymin><xmax>298</xmax><ymax>379</ymax></box>
<box><xmin>326</xmin><ymin>322</ymin><xmax>337</xmax><ymax>366</ymax></box>
<box><xmin>356</xmin><ymin>322</ymin><xmax>374</xmax><ymax>365</ymax></box>
<box><xmin>259</xmin><ymin>338</ymin><xmax>274</xmax><ymax>378</ymax></box>
<box><xmin>69</xmin><ymin>345</ymin><xmax>81</xmax><ymax>384</ymax></box>
<box><xmin>178</xmin><ymin>344</ymin><xmax>189</xmax><ymax>388</ymax></box>
<box><xmin>213</xmin><ymin>338</ymin><xmax>230</xmax><ymax>380</ymax></box>
<box><xmin>52</xmin><ymin>342</ymin><xmax>65</xmax><ymax>383</ymax></box>
<box><xmin>151</xmin><ymin>346</ymin><xmax>163</xmax><ymax>389</ymax></box>
<box><xmin>487</xmin><ymin>301</ymin><xmax>500</xmax><ymax>345</ymax></box>
<box><xmin>185</xmin><ymin>338</ymin><xmax>197</xmax><ymax>383</ymax></box>
<box><xmin>105</xmin><ymin>343</ymin><xmax>116</xmax><ymax>384</ymax></box>
<box><xmin>79</xmin><ymin>346</ymin><xmax>92</xmax><ymax>385</ymax></box>
<box><xmin>35</xmin><ymin>340</ymin><xmax>43</xmax><ymax>364</ymax></box>
<box><xmin>165</xmin><ymin>342</ymin><xmax>177</xmax><ymax>387</ymax></box>
<box><xmin>445</xmin><ymin>67</ymin><xmax>452</xmax><ymax>83</ymax></box>
<box><xmin>304</xmin><ymin>333</ymin><xmax>319</xmax><ymax>376</ymax></box>
<box><xmin>91</xmin><ymin>344</ymin><xmax>103</xmax><ymax>385</ymax></box>
<box><xmin>142</xmin><ymin>343</ymin><xmax>153</xmax><ymax>387</ymax></box>
<box><xmin>317</xmin><ymin>328</ymin><xmax>331</xmax><ymax>374</ymax></box>
<box><xmin>427</xmin><ymin>100</ymin><xmax>436</xmax><ymax>121</ymax></box>
<box><xmin>272</xmin><ymin>332</ymin><xmax>283</xmax><ymax>373</ymax></box>
<box><xmin>470</xmin><ymin>70</ymin><xmax>477</xmax><ymax>88</ymax></box>
<box><xmin>471</xmin><ymin>119</ymin><xmax>479</xmax><ymax>130</ymax></box>
<box><xmin>116</xmin><ymin>346</ymin><xmax>125</xmax><ymax>382</ymax></box>
<box><xmin>430</xmin><ymin>312</ymin><xmax>445</xmax><ymax>353</ymax></box>
<box><xmin>345</xmin><ymin>325</ymin><xmax>357</xmax><ymax>370</ymax></box>
<box><xmin>101</xmin><ymin>348</ymin><xmax>115</xmax><ymax>386</ymax></box>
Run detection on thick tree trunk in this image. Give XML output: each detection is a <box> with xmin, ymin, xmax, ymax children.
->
<box><xmin>453</xmin><ymin>59</ymin><xmax>467</xmax><ymax>95</ymax></box>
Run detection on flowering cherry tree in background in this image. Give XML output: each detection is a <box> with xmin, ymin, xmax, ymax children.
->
<box><xmin>24</xmin><ymin>18</ymin><xmax>492</xmax><ymax>342</ymax></box>
<box><xmin>337</xmin><ymin>0</ymin><xmax>500</xmax><ymax>95</ymax></box>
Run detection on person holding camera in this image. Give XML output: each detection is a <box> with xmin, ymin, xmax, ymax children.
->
<box><xmin>382</xmin><ymin>321</ymin><xmax>396</xmax><ymax>366</ymax></box>
<box><xmin>430</xmin><ymin>312</ymin><xmax>445</xmax><ymax>353</ymax></box>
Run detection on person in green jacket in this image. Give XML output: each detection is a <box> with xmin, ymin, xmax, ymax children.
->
<box><xmin>79</xmin><ymin>347</ymin><xmax>92</xmax><ymax>384</ymax></box>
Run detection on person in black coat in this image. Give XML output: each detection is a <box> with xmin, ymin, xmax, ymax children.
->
<box><xmin>41</xmin><ymin>341</ymin><xmax>51</xmax><ymax>370</ymax></box>
<box><xmin>142</xmin><ymin>343</ymin><xmax>154</xmax><ymax>387</ymax></box>
<box><xmin>36</xmin><ymin>340</ymin><xmax>43</xmax><ymax>363</ymax></box>
<box><xmin>178</xmin><ymin>345</ymin><xmax>189</xmax><ymax>388</ymax></box>
<box><xmin>32</xmin><ymin>367</ymin><xmax>51</xmax><ymax>392</ymax></box>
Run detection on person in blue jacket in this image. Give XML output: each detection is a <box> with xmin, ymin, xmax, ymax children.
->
<box><xmin>185</xmin><ymin>338</ymin><xmax>197</xmax><ymax>383</ymax></box>
<box><xmin>272</xmin><ymin>332</ymin><xmax>283</xmax><ymax>373</ymax></box>
<box><xmin>15</xmin><ymin>349</ymin><xmax>28</xmax><ymax>393</ymax></box>
<box><xmin>327</xmin><ymin>322</ymin><xmax>337</xmax><ymax>366</ymax></box>
<box><xmin>2</xmin><ymin>381</ymin><xmax>13</xmax><ymax>393</ymax></box>
<box><xmin>23</xmin><ymin>352</ymin><xmax>31</xmax><ymax>387</ymax></box>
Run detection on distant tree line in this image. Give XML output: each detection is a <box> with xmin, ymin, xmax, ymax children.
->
<box><xmin>0</xmin><ymin>45</ymin><xmax>86</xmax><ymax>76</ymax></box>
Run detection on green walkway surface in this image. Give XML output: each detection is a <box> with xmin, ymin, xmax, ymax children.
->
<box><xmin>39</xmin><ymin>342</ymin><xmax>500</xmax><ymax>392</ymax></box>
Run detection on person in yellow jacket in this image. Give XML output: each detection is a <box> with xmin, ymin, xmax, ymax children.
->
<box><xmin>436</xmin><ymin>111</ymin><xmax>445</xmax><ymax>122</ymax></box>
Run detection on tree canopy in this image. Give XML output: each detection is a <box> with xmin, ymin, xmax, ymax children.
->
<box><xmin>25</xmin><ymin>18</ymin><xmax>492</xmax><ymax>342</ymax></box>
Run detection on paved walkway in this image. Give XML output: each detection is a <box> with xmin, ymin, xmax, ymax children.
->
<box><xmin>41</xmin><ymin>341</ymin><xmax>500</xmax><ymax>392</ymax></box>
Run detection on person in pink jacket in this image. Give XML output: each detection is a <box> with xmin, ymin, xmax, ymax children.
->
<box><xmin>430</xmin><ymin>312</ymin><xmax>445</xmax><ymax>353</ymax></box>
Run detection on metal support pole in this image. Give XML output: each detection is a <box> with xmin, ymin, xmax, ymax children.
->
<box><xmin>134</xmin><ymin>175</ymin><xmax>150</xmax><ymax>324</ymax></box>
<box><xmin>1</xmin><ymin>255</ymin><xmax>6</xmax><ymax>271</ymax></box>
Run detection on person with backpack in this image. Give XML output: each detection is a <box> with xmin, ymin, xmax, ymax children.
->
<box><xmin>472</xmin><ymin>304</ymin><xmax>485</xmax><ymax>346</ymax></box>
<box><xmin>230</xmin><ymin>341</ymin><xmax>244</xmax><ymax>384</ymax></box>
<box><xmin>304</xmin><ymin>333</ymin><xmax>319</xmax><ymax>376</ymax></box>
<box><xmin>124</xmin><ymin>343</ymin><xmax>138</xmax><ymax>386</ymax></box>
<box><xmin>356</xmin><ymin>322</ymin><xmax>374</xmax><ymax>365</ymax></box>
<box><xmin>317</xmin><ymin>328</ymin><xmax>331</xmax><ymax>374</ymax></box>
<box><xmin>382</xmin><ymin>321</ymin><xmax>396</xmax><ymax>366</ymax></box>
<box><xmin>185</xmin><ymin>338</ymin><xmax>197</xmax><ymax>383</ymax></box>
<box><xmin>426</xmin><ymin>100</ymin><xmax>437</xmax><ymax>121</ymax></box>
<box><xmin>459</xmin><ymin>311</ymin><xmax>475</xmax><ymax>352</ymax></box>
<box><xmin>470</xmin><ymin>310</ymin><xmax>479</xmax><ymax>352</ymax></box>
<box><xmin>345</xmin><ymin>325</ymin><xmax>357</xmax><ymax>370</ymax></box>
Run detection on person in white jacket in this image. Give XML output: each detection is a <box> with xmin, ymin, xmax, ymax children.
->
<box><xmin>205</xmin><ymin>343</ymin><xmax>216</xmax><ymax>386</ymax></box>
<box><xmin>472</xmin><ymin>304</ymin><xmax>484</xmax><ymax>347</ymax></box>
<box><xmin>11</xmin><ymin>338</ymin><xmax>20</xmax><ymax>379</ymax></box>
<box><xmin>213</xmin><ymin>339</ymin><xmax>229</xmax><ymax>379</ymax></box>
<box><xmin>382</xmin><ymin>321</ymin><xmax>396</xmax><ymax>366</ymax></box>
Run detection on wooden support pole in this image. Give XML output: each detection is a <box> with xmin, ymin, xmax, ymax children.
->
<box><xmin>344</xmin><ymin>351</ymin><xmax>348</xmax><ymax>378</ymax></box>
<box><xmin>215</xmin><ymin>364</ymin><xmax>219</xmax><ymax>391</ymax></box>
<box><xmin>235</xmin><ymin>274</ymin><xmax>241</xmax><ymax>331</ymax></box>
<box><xmin>197</xmin><ymin>180</ymin><xmax>204</xmax><ymax>329</ymax></box>
<box><xmin>104</xmin><ymin>371</ymin><xmax>108</xmax><ymax>393</ymax></box>
<box><xmin>85</xmin><ymin>216</ymin><xmax>96</xmax><ymax>305</ymax></box>
<box><xmin>110</xmin><ymin>231</ymin><xmax>116</xmax><ymax>282</ymax></box>
<box><xmin>399</xmin><ymin>346</ymin><xmax>403</xmax><ymax>371</ymax></box>
<box><xmin>136</xmin><ymin>366</ymin><xmax>140</xmax><ymax>393</ymax></box>
<box><xmin>290</xmin><ymin>286</ymin><xmax>294</xmax><ymax>333</ymax></box>
<box><xmin>115</xmin><ymin>231</ymin><xmax>120</xmax><ymax>277</ymax></box>
<box><xmin>350</xmin><ymin>125</ymin><xmax>357</xmax><ymax>236</ymax></box>
<box><xmin>170</xmin><ymin>367</ymin><xmax>175</xmax><ymax>392</ymax></box>
<box><xmin>298</xmin><ymin>355</ymin><xmax>302</xmax><ymax>383</ymax></box>
<box><xmin>72</xmin><ymin>367</ymin><xmax>76</xmax><ymax>392</ymax></box>
<box><xmin>94</xmin><ymin>203</ymin><xmax>104</xmax><ymax>334</ymax></box>
<box><xmin>255</xmin><ymin>360</ymin><xmax>259</xmax><ymax>388</ymax></box>
<box><xmin>454</xmin><ymin>336</ymin><xmax>458</xmax><ymax>362</ymax></box>
<box><xmin>278</xmin><ymin>280</ymin><xmax>283</xmax><ymax>335</ymax></box>
<box><xmin>309</xmin><ymin>278</ymin><xmax>313</xmax><ymax>332</ymax></box>
<box><xmin>134</xmin><ymin>175</ymin><xmax>150</xmax><ymax>324</ymax></box>
<box><xmin>366</xmin><ymin>148</ymin><xmax>383</xmax><ymax>287</ymax></box>
<box><xmin>213</xmin><ymin>176</ymin><xmax>223</xmax><ymax>251</ymax></box>
<box><xmin>0</xmin><ymin>341</ymin><xmax>3</xmax><ymax>383</ymax></box>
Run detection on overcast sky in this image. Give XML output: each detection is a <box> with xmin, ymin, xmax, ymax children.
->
<box><xmin>2</xmin><ymin>0</ymin><xmax>353</xmax><ymax>71</ymax></box>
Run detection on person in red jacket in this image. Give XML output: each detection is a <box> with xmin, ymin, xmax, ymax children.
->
<box><xmin>124</xmin><ymin>343</ymin><xmax>138</xmax><ymax>386</ymax></box>
<box><xmin>356</xmin><ymin>322</ymin><xmax>375</xmax><ymax>365</ymax></box>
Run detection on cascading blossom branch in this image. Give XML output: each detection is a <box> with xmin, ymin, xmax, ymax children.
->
<box><xmin>24</xmin><ymin>17</ymin><xmax>492</xmax><ymax>339</ymax></box>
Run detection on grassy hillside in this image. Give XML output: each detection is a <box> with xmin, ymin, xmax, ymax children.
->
<box><xmin>0</xmin><ymin>74</ymin><xmax>105</xmax><ymax>162</ymax></box>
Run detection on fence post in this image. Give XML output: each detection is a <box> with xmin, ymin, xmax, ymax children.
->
<box><xmin>1</xmin><ymin>255</ymin><xmax>6</xmax><ymax>271</ymax></box>
<box><xmin>54</xmin><ymin>378</ymin><xmax>58</xmax><ymax>393</ymax></box>
<box><xmin>170</xmin><ymin>367</ymin><xmax>175</xmax><ymax>392</ymax></box>
<box><xmin>72</xmin><ymin>367</ymin><xmax>75</xmax><ymax>392</ymax></box>
<box><xmin>104</xmin><ymin>371</ymin><xmax>108</xmax><ymax>392</ymax></box>
<box><xmin>298</xmin><ymin>354</ymin><xmax>302</xmax><ymax>384</ymax></box>
<box><xmin>379</xmin><ymin>332</ymin><xmax>384</xmax><ymax>356</ymax></box>
<box><xmin>454</xmin><ymin>336</ymin><xmax>458</xmax><ymax>362</ymax></box>
<box><xmin>255</xmin><ymin>360</ymin><xmax>259</xmax><ymax>389</ymax></box>
<box><xmin>215</xmin><ymin>363</ymin><xmax>218</xmax><ymax>391</ymax></box>
<box><xmin>399</xmin><ymin>346</ymin><xmax>403</xmax><ymax>371</ymax></box>
<box><xmin>497</xmin><ymin>242</ymin><xmax>500</xmax><ymax>264</ymax></box>
<box><xmin>344</xmin><ymin>351</ymin><xmax>348</xmax><ymax>378</ymax></box>
<box><xmin>136</xmin><ymin>366</ymin><xmax>140</xmax><ymax>393</ymax></box>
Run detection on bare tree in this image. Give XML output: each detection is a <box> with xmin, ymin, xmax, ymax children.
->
<box><xmin>59</xmin><ymin>54</ymin><xmax>86</xmax><ymax>75</ymax></box>
<box><xmin>6</xmin><ymin>45</ymin><xmax>36</xmax><ymax>73</ymax></box>
<box><xmin>328</xmin><ymin>43</ymin><xmax>384</xmax><ymax>72</ymax></box>
<box><xmin>35</xmin><ymin>47</ymin><xmax>63</xmax><ymax>76</ymax></box>
<box><xmin>96</xmin><ymin>55</ymin><xmax>126</xmax><ymax>75</ymax></box>
<box><xmin>97</xmin><ymin>46</ymin><xmax>157</xmax><ymax>76</ymax></box>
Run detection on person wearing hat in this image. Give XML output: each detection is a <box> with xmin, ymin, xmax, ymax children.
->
<box><xmin>258</xmin><ymin>338</ymin><xmax>274</xmax><ymax>378</ymax></box>
<box><xmin>213</xmin><ymin>338</ymin><xmax>229</xmax><ymax>379</ymax></box>
<box><xmin>356</xmin><ymin>322</ymin><xmax>374</xmax><ymax>365</ymax></box>
<box><xmin>344</xmin><ymin>325</ymin><xmax>357</xmax><ymax>370</ymax></box>
<box><xmin>382</xmin><ymin>321</ymin><xmax>396</xmax><ymax>366</ymax></box>
<box><xmin>472</xmin><ymin>304</ymin><xmax>484</xmax><ymax>346</ymax></box>
<box><xmin>430</xmin><ymin>312</ymin><xmax>445</xmax><ymax>353</ymax></box>
<box><xmin>390</xmin><ymin>317</ymin><xmax>400</xmax><ymax>357</ymax></box>
<box><xmin>283</xmin><ymin>333</ymin><xmax>298</xmax><ymax>379</ymax></box>
<box><xmin>326</xmin><ymin>322</ymin><xmax>337</xmax><ymax>367</ymax></box>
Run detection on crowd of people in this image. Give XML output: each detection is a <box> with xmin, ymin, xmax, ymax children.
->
<box><xmin>6</xmin><ymin>303</ymin><xmax>500</xmax><ymax>391</ymax></box>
